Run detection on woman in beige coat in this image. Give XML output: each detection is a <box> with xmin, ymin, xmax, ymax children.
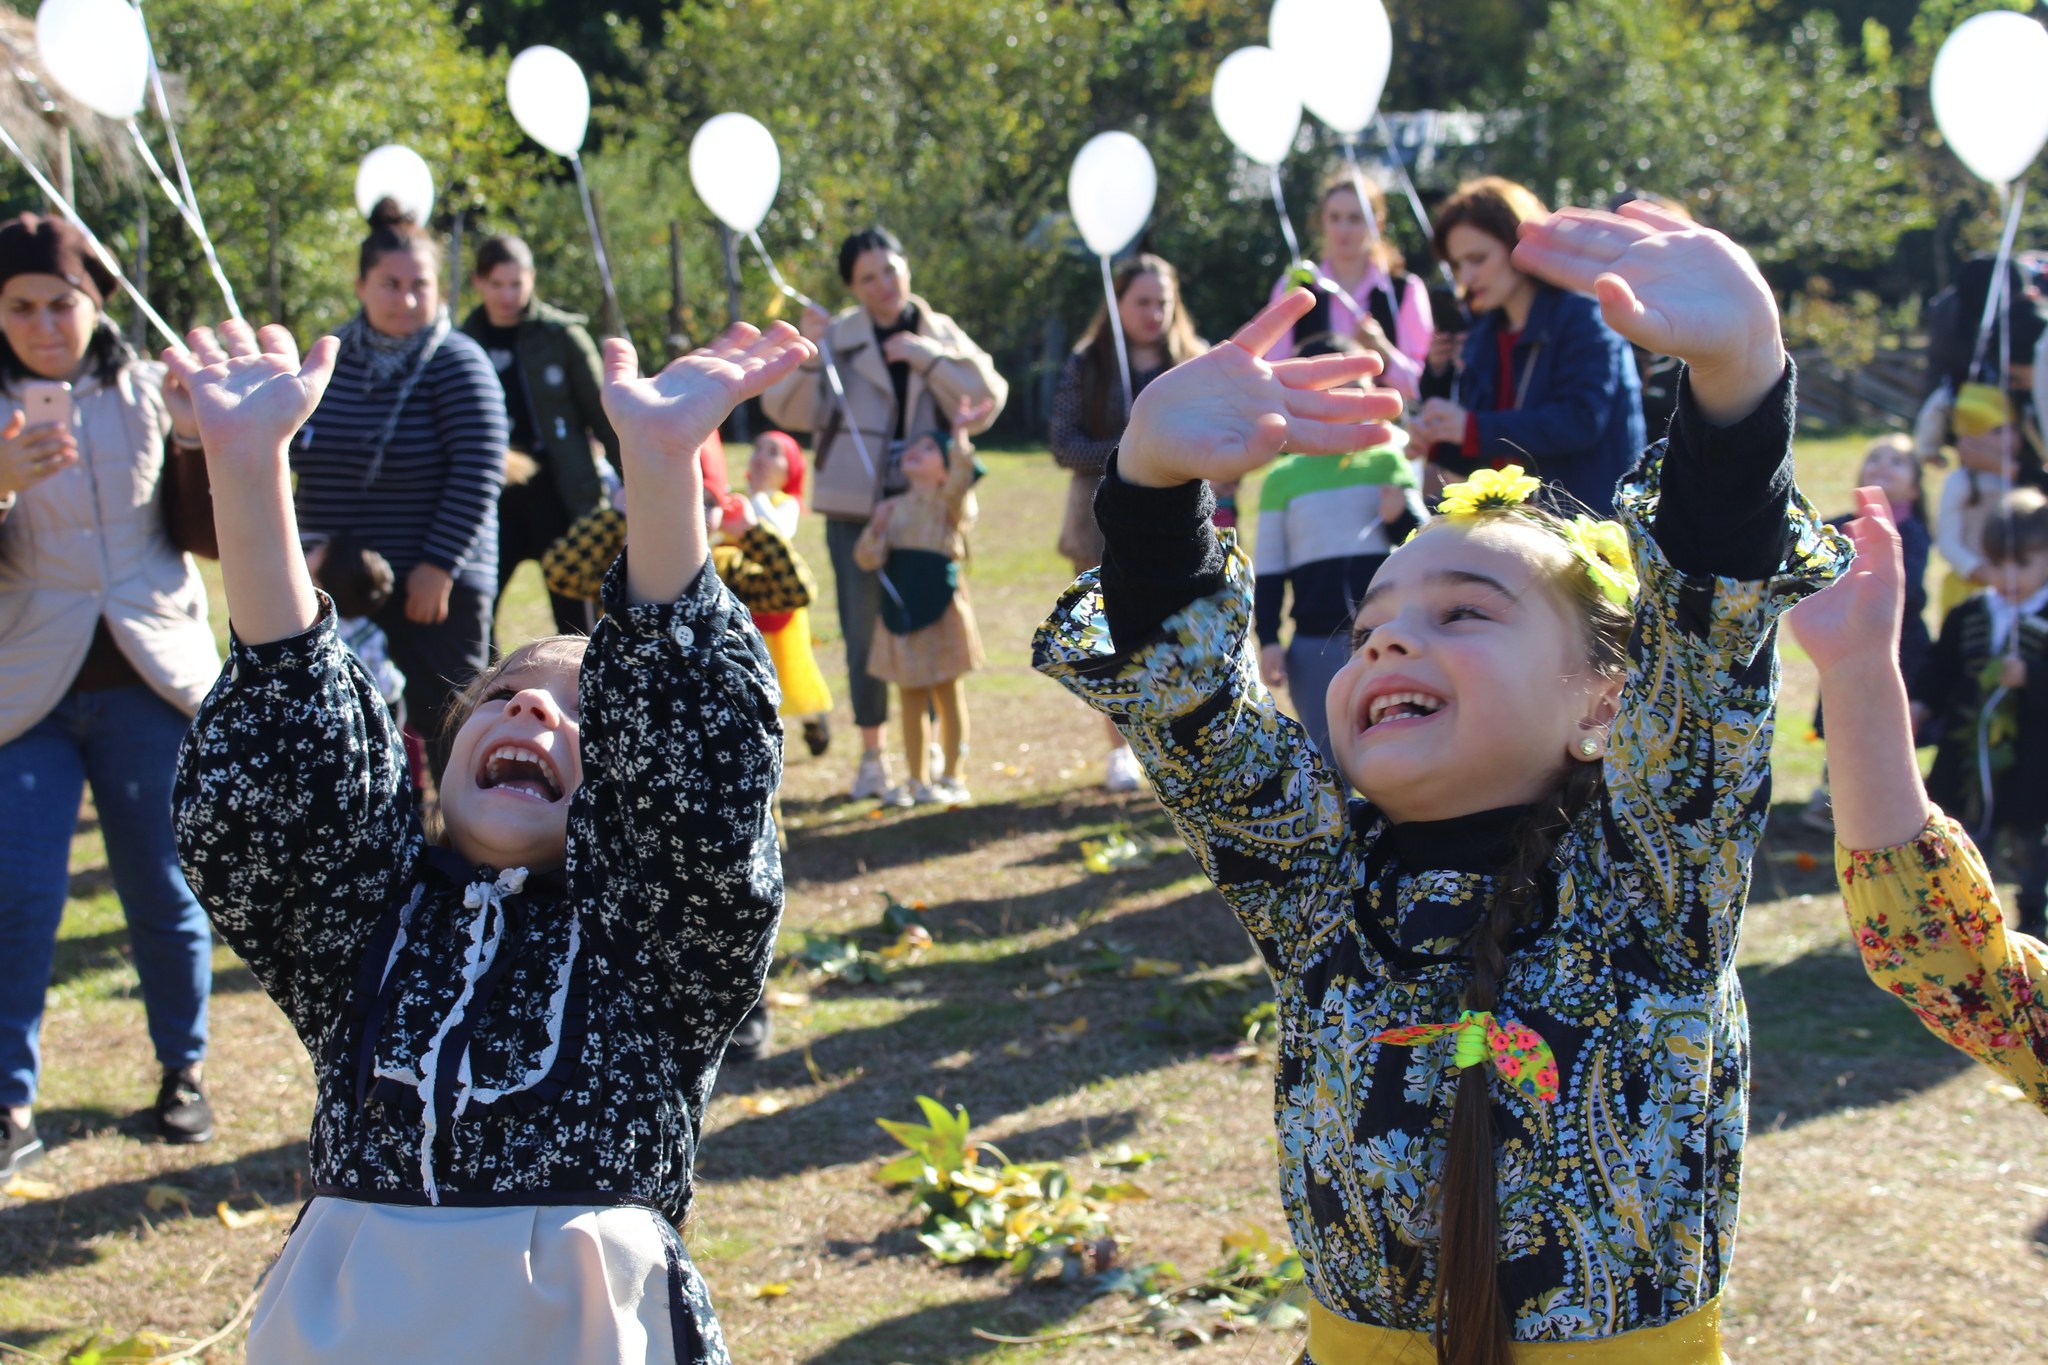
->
<box><xmin>0</xmin><ymin>216</ymin><xmax>220</xmax><ymax>1179</ymax></box>
<box><xmin>762</xmin><ymin>227</ymin><xmax>1006</xmax><ymax>800</ymax></box>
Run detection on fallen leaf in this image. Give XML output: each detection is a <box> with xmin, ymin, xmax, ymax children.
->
<box><xmin>748</xmin><ymin>1281</ymin><xmax>793</xmax><ymax>1300</ymax></box>
<box><xmin>1001</xmin><ymin>1040</ymin><xmax>1033</xmax><ymax>1058</ymax></box>
<box><xmin>217</xmin><ymin>1200</ymin><xmax>288</xmax><ymax>1230</ymax></box>
<box><xmin>738</xmin><ymin>1095</ymin><xmax>786</xmax><ymax>1116</ymax></box>
<box><xmin>1210</xmin><ymin>1041</ymin><xmax>1262</xmax><ymax>1065</ymax></box>
<box><xmin>144</xmin><ymin>1183</ymin><xmax>194</xmax><ymax>1214</ymax></box>
<box><xmin>1045</xmin><ymin>962</ymin><xmax>1084</xmax><ymax>983</ymax></box>
<box><xmin>3</xmin><ymin>1174</ymin><xmax>58</xmax><ymax>1199</ymax></box>
<box><xmin>1097</xmin><ymin>1143</ymin><xmax>1164</xmax><ymax>1170</ymax></box>
<box><xmin>1124</xmin><ymin>958</ymin><xmax>1181</xmax><ymax>980</ymax></box>
<box><xmin>1080</xmin><ymin>832</ymin><xmax>1154</xmax><ymax>874</ymax></box>
<box><xmin>765</xmin><ymin>988</ymin><xmax>811</xmax><ymax>1008</ymax></box>
<box><xmin>1047</xmin><ymin>1017</ymin><xmax>1090</xmax><ymax>1044</ymax></box>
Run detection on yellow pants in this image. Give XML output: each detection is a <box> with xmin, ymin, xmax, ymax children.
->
<box><xmin>1305</xmin><ymin>1297</ymin><xmax>1723</xmax><ymax>1363</ymax></box>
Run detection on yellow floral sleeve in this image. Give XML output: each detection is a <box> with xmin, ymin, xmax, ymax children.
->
<box><xmin>1837</xmin><ymin>811</ymin><xmax>2048</xmax><ymax>1112</ymax></box>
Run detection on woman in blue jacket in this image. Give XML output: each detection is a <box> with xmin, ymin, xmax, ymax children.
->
<box><xmin>1414</xmin><ymin>177</ymin><xmax>1644</xmax><ymax>516</ymax></box>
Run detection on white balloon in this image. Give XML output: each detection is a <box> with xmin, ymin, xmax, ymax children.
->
<box><xmin>1211</xmin><ymin>46</ymin><xmax>1302</xmax><ymax>167</ymax></box>
<box><xmin>506</xmin><ymin>45</ymin><xmax>590</xmax><ymax>158</ymax></box>
<box><xmin>1068</xmin><ymin>132</ymin><xmax>1157</xmax><ymax>257</ymax></box>
<box><xmin>1930</xmin><ymin>11</ymin><xmax>2048</xmax><ymax>186</ymax></box>
<box><xmin>354</xmin><ymin>145</ymin><xmax>436</xmax><ymax>224</ymax></box>
<box><xmin>688</xmin><ymin>113</ymin><xmax>782</xmax><ymax>234</ymax></box>
<box><xmin>1269</xmin><ymin>0</ymin><xmax>1391</xmax><ymax>138</ymax></box>
<box><xmin>35</xmin><ymin>0</ymin><xmax>149</xmax><ymax>122</ymax></box>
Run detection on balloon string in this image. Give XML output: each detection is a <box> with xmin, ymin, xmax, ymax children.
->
<box><xmin>132</xmin><ymin>0</ymin><xmax>237</xmax><ymax>322</ymax></box>
<box><xmin>1100</xmin><ymin>253</ymin><xmax>1134</xmax><ymax>419</ymax></box>
<box><xmin>570</xmin><ymin>155</ymin><xmax>623</xmax><ymax>339</ymax></box>
<box><xmin>744</xmin><ymin>230</ymin><xmax>876</xmax><ymax>485</ymax></box>
<box><xmin>1372</xmin><ymin>115</ymin><xmax>1457</xmax><ymax>288</ymax></box>
<box><xmin>126</xmin><ymin>123</ymin><xmax>241</xmax><ymax>322</ymax></box>
<box><xmin>1269</xmin><ymin>165</ymin><xmax>1304</xmax><ymax>264</ymax></box>
<box><xmin>1340</xmin><ymin>142</ymin><xmax>1381</xmax><ymax>241</ymax></box>
<box><xmin>1968</xmin><ymin>183</ymin><xmax>2028</xmax><ymax>377</ymax></box>
<box><xmin>0</xmin><ymin>118</ymin><xmax>184</xmax><ymax>353</ymax></box>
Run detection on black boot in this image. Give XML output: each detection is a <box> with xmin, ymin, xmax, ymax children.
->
<box><xmin>727</xmin><ymin>1004</ymin><xmax>772</xmax><ymax>1064</ymax></box>
<box><xmin>155</xmin><ymin>1066</ymin><xmax>214</xmax><ymax>1145</ymax></box>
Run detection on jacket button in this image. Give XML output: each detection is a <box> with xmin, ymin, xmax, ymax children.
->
<box><xmin>671</xmin><ymin>621</ymin><xmax>695</xmax><ymax>650</ymax></box>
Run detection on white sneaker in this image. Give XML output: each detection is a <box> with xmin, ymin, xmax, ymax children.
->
<box><xmin>932</xmin><ymin>776</ymin><xmax>973</xmax><ymax>805</ymax></box>
<box><xmin>851</xmin><ymin>750</ymin><xmax>890</xmax><ymax>800</ymax></box>
<box><xmin>879</xmin><ymin>782</ymin><xmax>918</xmax><ymax>809</ymax></box>
<box><xmin>1104</xmin><ymin>746</ymin><xmax>1144</xmax><ymax>793</ymax></box>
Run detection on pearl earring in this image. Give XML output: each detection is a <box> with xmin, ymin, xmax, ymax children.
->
<box><xmin>1578</xmin><ymin>736</ymin><xmax>1601</xmax><ymax>758</ymax></box>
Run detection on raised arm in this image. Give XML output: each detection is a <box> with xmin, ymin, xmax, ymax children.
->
<box><xmin>164</xmin><ymin>321</ymin><xmax>416</xmax><ymax>1037</ymax></box>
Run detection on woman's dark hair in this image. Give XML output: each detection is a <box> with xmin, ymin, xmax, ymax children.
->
<box><xmin>474</xmin><ymin>234</ymin><xmax>534</xmax><ymax>278</ymax></box>
<box><xmin>1431</xmin><ymin>177</ymin><xmax>1548</xmax><ymax>265</ymax></box>
<box><xmin>0</xmin><ymin>315</ymin><xmax>133</xmax><ymax>386</ymax></box>
<box><xmin>837</xmin><ymin>226</ymin><xmax>903</xmax><ymax>284</ymax></box>
<box><xmin>1072</xmin><ymin>253</ymin><xmax>1203</xmax><ymax>438</ymax></box>
<box><xmin>1390</xmin><ymin>506</ymin><xmax>1632</xmax><ymax>1365</ymax></box>
<box><xmin>358</xmin><ymin>197</ymin><xmax>441</xmax><ymax>281</ymax></box>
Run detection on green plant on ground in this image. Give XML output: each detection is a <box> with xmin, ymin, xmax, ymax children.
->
<box><xmin>875</xmin><ymin>1096</ymin><xmax>1148</xmax><ymax>1280</ymax></box>
<box><xmin>783</xmin><ymin>892</ymin><xmax>933</xmax><ymax>986</ymax></box>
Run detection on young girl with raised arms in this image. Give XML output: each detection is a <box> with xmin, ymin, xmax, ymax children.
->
<box><xmin>1036</xmin><ymin>204</ymin><xmax>1847</xmax><ymax>1361</ymax></box>
<box><xmin>168</xmin><ymin>315</ymin><xmax>814</xmax><ymax>1362</ymax></box>
<box><xmin>1790</xmin><ymin>489</ymin><xmax>2048</xmax><ymax>1113</ymax></box>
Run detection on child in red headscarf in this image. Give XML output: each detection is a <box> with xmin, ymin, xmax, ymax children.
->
<box><xmin>746</xmin><ymin>430</ymin><xmax>834</xmax><ymax>755</ymax></box>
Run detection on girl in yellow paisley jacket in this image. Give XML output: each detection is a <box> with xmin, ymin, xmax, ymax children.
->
<box><xmin>1035</xmin><ymin>206</ymin><xmax>1847</xmax><ymax>1364</ymax></box>
<box><xmin>1788</xmin><ymin>488</ymin><xmax>2048</xmax><ymax>1113</ymax></box>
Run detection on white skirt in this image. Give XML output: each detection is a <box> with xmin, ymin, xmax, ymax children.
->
<box><xmin>248</xmin><ymin>1196</ymin><xmax>707</xmax><ymax>1364</ymax></box>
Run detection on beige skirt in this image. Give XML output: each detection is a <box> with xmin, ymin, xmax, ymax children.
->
<box><xmin>865</xmin><ymin>589</ymin><xmax>984</xmax><ymax>689</ymax></box>
<box><xmin>248</xmin><ymin>1196</ymin><xmax>693</xmax><ymax>1364</ymax></box>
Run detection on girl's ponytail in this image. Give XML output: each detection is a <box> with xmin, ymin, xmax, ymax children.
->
<box><xmin>1433</xmin><ymin>759</ymin><xmax>1603</xmax><ymax>1365</ymax></box>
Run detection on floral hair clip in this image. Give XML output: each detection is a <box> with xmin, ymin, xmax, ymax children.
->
<box><xmin>1374</xmin><ymin>1009</ymin><xmax>1560</xmax><ymax>1102</ymax></box>
<box><xmin>1428</xmin><ymin>464</ymin><xmax>1638</xmax><ymax>610</ymax></box>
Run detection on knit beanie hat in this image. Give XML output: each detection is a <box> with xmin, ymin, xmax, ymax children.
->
<box><xmin>754</xmin><ymin>430</ymin><xmax>805</xmax><ymax>502</ymax></box>
<box><xmin>0</xmin><ymin>214</ymin><xmax>116</xmax><ymax>306</ymax></box>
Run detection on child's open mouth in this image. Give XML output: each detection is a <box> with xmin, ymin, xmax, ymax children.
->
<box><xmin>477</xmin><ymin>743</ymin><xmax>565</xmax><ymax>803</ymax></box>
<box><xmin>1361</xmin><ymin>690</ymin><xmax>1447</xmax><ymax>732</ymax></box>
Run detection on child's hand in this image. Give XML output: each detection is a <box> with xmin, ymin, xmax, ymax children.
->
<box><xmin>1786</xmin><ymin>487</ymin><xmax>1901</xmax><ymax>676</ymax></box>
<box><xmin>1511</xmin><ymin>202</ymin><xmax>1783</xmax><ymax>424</ymax></box>
<box><xmin>2002</xmin><ymin>656</ymin><xmax>2028</xmax><ymax>689</ymax></box>
<box><xmin>162</xmin><ymin>320</ymin><xmax>338</xmax><ymax>470</ymax></box>
<box><xmin>1259</xmin><ymin>643</ymin><xmax>1287</xmax><ymax>689</ymax></box>
<box><xmin>953</xmin><ymin>393</ymin><xmax>996</xmax><ymax>436</ymax></box>
<box><xmin>602</xmin><ymin>322</ymin><xmax>815</xmax><ymax>477</ymax></box>
<box><xmin>730</xmin><ymin>494</ymin><xmax>759</xmax><ymax>533</ymax></box>
<box><xmin>1119</xmin><ymin>290</ymin><xmax>1402</xmax><ymax>488</ymax></box>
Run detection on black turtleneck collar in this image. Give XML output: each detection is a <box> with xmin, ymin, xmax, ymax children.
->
<box><xmin>1378</xmin><ymin>804</ymin><xmax>1532</xmax><ymax>875</ymax></box>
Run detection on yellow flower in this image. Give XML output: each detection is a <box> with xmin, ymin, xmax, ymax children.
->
<box><xmin>1561</xmin><ymin>515</ymin><xmax>1639</xmax><ymax>610</ymax></box>
<box><xmin>1435</xmin><ymin>464</ymin><xmax>1541</xmax><ymax>516</ymax></box>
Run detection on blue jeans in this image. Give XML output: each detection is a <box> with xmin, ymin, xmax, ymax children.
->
<box><xmin>1286</xmin><ymin>632</ymin><xmax>1354</xmax><ymax>772</ymax></box>
<box><xmin>0</xmin><ymin>685</ymin><xmax>211</xmax><ymax>1107</ymax></box>
<box><xmin>826</xmin><ymin>517</ymin><xmax>891</xmax><ymax>730</ymax></box>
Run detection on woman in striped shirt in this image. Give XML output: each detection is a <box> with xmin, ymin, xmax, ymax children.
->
<box><xmin>291</xmin><ymin>199</ymin><xmax>508</xmax><ymax>779</ymax></box>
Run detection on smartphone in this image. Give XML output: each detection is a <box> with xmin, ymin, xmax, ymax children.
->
<box><xmin>20</xmin><ymin>380</ymin><xmax>71</xmax><ymax>430</ymax></box>
<box><xmin>1427</xmin><ymin>285</ymin><xmax>1471</xmax><ymax>332</ymax></box>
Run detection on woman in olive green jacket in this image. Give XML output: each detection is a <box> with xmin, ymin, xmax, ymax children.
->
<box><xmin>461</xmin><ymin>235</ymin><xmax>619</xmax><ymax>635</ymax></box>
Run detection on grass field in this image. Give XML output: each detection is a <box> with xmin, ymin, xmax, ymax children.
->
<box><xmin>4</xmin><ymin>432</ymin><xmax>2046</xmax><ymax>1363</ymax></box>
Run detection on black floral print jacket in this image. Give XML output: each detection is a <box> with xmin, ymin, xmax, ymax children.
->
<box><xmin>173</xmin><ymin>554</ymin><xmax>784</xmax><ymax>1224</ymax></box>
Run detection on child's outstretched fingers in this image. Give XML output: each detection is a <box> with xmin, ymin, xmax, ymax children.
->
<box><xmin>1786</xmin><ymin>485</ymin><xmax>1902</xmax><ymax>673</ymax></box>
<box><xmin>164</xmin><ymin>322</ymin><xmax>336</xmax><ymax>463</ymax></box>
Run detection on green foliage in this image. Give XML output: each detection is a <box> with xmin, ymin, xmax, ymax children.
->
<box><xmin>1498</xmin><ymin>0</ymin><xmax>1918</xmax><ymax>274</ymax></box>
<box><xmin>783</xmin><ymin>891</ymin><xmax>932</xmax><ymax>985</ymax></box>
<box><xmin>875</xmin><ymin>1096</ymin><xmax>1143</xmax><ymax>1278</ymax></box>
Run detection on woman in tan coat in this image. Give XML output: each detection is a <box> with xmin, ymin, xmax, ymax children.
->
<box><xmin>0</xmin><ymin>216</ymin><xmax>220</xmax><ymax>1176</ymax></box>
<box><xmin>761</xmin><ymin>227</ymin><xmax>1006</xmax><ymax>800</ymax></box>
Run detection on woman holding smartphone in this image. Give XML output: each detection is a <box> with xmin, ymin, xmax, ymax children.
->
<box><xmin>0</xmin><ymin>215</ymin><xmax>221</xmax><ymax>1179</ymax></box>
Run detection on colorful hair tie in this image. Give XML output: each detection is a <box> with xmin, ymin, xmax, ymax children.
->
<box><xmin>1373</xmin><ymin>1009</ymin><xmax>1560</xmax><ymax>1102</ymax></box>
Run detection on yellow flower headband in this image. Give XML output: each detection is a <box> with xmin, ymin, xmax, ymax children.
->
<box><xmin>1429</xmin><ymin>465</ymin><xmax>1640</xmax><ymax>611</ymax></box>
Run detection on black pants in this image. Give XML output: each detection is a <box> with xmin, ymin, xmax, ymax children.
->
<box><xmin>375</xmin><ymin>581</ymin><xmax>495</xmax><ymax>785</ymax></box>
<box><xmin>2005</xmin><ymin>821</ymin><xmax>2048</xmax><ymax>939</ymax></box>
<box><xmin>497</xmin><ymin>477</ymin><xmax>599</xmax><ymax>637</ymax></box>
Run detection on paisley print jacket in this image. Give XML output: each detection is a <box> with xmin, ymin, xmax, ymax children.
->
<box><xmin>173</xmin><ymin>553</ymin><xmax>784</xmax><ymax>1227</ymax></box>
<box><xmin>1839</xmin><ymin>810</ymin><xmax>2048</xmax><ymax>1111</ymax></box>
<box><xmin>1034</xmin><ymin>444</ymin><xmax>1848</xmax><ymax>1341</ymax></box>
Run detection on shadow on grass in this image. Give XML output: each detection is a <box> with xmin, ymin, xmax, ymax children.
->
<box><xmin>47</xmin><ymin>926</ymin><xmax>134</xmax><ymax>991</ymax></box>
<box><xmin>0</xmin><ymin>1138</ymin><xmax>307</xmax><ymax>1277</ymax></box>
<box><xmin>800</xmin><ymin>1280</ymin><xmax>1098</xmax><ymax>1365</ymax></box>
<box><xmin>1744</xmin><ymin>940</ymin><xmax>1972</xmax><ymax>1130</ymax></box>
<box><xmin>703</xmin><ymin>887</ymin><xmax>1263</xmax><ymax>1182</ymax></box>
<box><xmin>27</xmin><ymin>1105</ymin><xmax>124</xmax><ymax>1151</ymax></box>
<box><xmin>781</xmin><ymin>788</ymin><xmax>1164</xmax><ymax>884</ymax></box>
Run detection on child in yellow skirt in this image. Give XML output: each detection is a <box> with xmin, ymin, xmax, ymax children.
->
<box><xmin>746</xmin><ymin>431</ymin><xmax>834</xmax><ymax>756</ymax></box>
<box><xmin>854</xmin><ymin>395</ymin><xmax>996</xmax><ymax>806</ymax></box>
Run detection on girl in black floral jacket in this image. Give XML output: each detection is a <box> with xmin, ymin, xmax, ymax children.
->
<box><xmin>167</xmin><ymin>316</ymin><xmax>814</xmax><ymax>1364</ymax></box>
